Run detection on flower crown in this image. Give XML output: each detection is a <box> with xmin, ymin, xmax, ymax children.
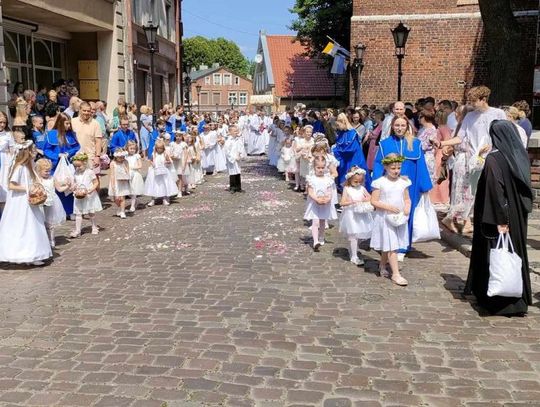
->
<box><xmin>71</xmin><ymin>152</ymin><xmax>89</xmax><ymax>162</ymax></box>
<box><xmin>381</xmin><ymin>155</ymin><xmax>405</xmax><ymax>165</ymax></box>
<box><xmin>14</xmin><ymin>140</ymin><xmax>33</xmax><ymax>152</ymax></box>
<box><xmin>113</xmin><ymin>151</ymin><xmax>128</xmax><ymax>158</ymax></box>
<box><xmin>345</xmin><ymin>167</ymin><xmax>366</xmax><ymax>179</ymax></box>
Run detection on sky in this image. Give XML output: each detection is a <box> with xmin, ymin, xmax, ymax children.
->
<box><xmin>182</xmin><ymin>0</ymin><xmax>297</xmax><ymax>60</ymax></box>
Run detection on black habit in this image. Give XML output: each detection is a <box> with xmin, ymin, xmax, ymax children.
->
<box><xmin>465</xmin><ymin>120</ymin><xmax>533</xmax><ymax>316</ymax></box>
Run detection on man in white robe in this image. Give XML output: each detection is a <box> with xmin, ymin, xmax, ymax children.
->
<box><xmin>247</xmin><ymin>111</ymin><xmax>264</xmax><ymax>155</ymax></box>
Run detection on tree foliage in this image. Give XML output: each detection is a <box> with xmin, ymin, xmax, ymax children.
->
<box><xmin>183</xmin><ymin>36</ymin><xmax>251</xmax><ymax>77</ymax></box>
<box><xmin>478</xmin><ymin>0</ymin><xmax>523</xmax><ymax>105</ymax></box>
<box><xmin>289</xmin><ymin>0</ymin><xmax>352</xmax><ymax>59</ymax></box>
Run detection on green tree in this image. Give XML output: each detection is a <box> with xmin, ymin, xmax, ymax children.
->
<box><xmin>183</xmin><ymin>36</ymin><xmax>251</xmax><ymax>77</ymax></box>
<box><xmin>289</xmin><ymin>0</ymin><xmax>352</xmax><ymax>59</ymax></box>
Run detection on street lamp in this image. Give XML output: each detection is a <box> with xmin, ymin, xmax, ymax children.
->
<box><xmin>183</xmin><ymin>71</ymin><xmax>192</xmax><ymax>111</ymax></box>
<box><xmin>215</xmin><ymin>102</ymin><xmax>219</xmax><ymax>117</ymax></box>
<box><xmin>196</xmin><ymin>84</ymin><xmax>202</xmax><ymax>114</ymax></box>
<box><xmin>143</xmin><ymin>21</ymin><xmax>159</xmax><ymax>124</ymax></box>
<box><xmin>290</xmin><ymin>79</ymin><xmax>295</xmax><ymax>111</ymax></box>
<box><xmin>391</xmin><ymin>21</ymin><xmax>411</xmax><ymax>101</ymax></box>
<box><xmin>351</xmin><ymin>43</ymin><xmax>366</xmax><ymax>109</ymax></box>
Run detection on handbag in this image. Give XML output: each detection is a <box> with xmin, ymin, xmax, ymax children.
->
<box><xmin>53</xmin><ymin>155</ymin><xmax>74</xmax><ymax>190</ymax></box>
<box><xmin>386</xmin><ymin>212</ymin><xmax>408</xmax><ymax>227</ymax></box>
<box><xmin>353</xmin><ymin>201</ymin><xmax>374</xmax><ymax>213</ymax></box>
<box><xmin>115</xmin><ymin>165</ymin><xmax>130</xmax><ymax>181</ymax></box>
<box><xmin>412</xmin><ymin>194</ymin><xmax>441</xmax><ymax>242</ymax></box>
<box><xmin>154</xmin><ymin>165</ymin><xmax>169</xmax><ymax>176</ymax></box>
<box><xmin>488</xmin><ymin>233</ymin><xmax>523</xmax><ymax>298</ymax></box>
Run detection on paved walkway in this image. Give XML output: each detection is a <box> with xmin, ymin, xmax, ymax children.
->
<box><xmin>0</xmin><ymin>157</ymin><xmax>539</xmax><ymax>407</ymax></box>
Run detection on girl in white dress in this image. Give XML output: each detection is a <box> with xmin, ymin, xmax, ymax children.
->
<box><xmin>0</xmin><ymin>111</ymin><xmax>14</xmax><ymax>205</ymax></box>
<box><xmin>297</xmin><ymin>125</ymin><xmax>315</xmax><ymax>192</ymax></box>
<box><xmin>304</xmin><ymin>156</ymin><xmax>337</xmax><ymax>251</ymax></box>
<box><xmin>339</xmin><ymin>166</ymin><xmax>373</xmax><ymax>266</ymax></box>
<box><xmin>170</xmin><ymin>131</ymin><xmax>189</xmax><ymax>196</ymax></box>
<box><xmin>145</xmin><ymin>140</ymin><xmax>179</xmax><ymax>206</ymax></box>
<box><xmin>35</xmin><ymin>159</ymin><xmax>68</xmax><ymax>247</ymax></box>
<box><xmin>71</xmin><ymin>153</ymin><xmax>102</xmax><ymax>238</ymax></box>
<box><xmin>108</xmin><ymin>148</ymin><xmax>132</xmax><ymax>218</ymax></box>
<box><xmin>126</xmin><ymin>141</ymin><xmax>144</xmax><ymax>212</ymax></box>
<box><xmin>190</xmin><ymin>131</ymin><xmax>204</xmax><ymax>186</ymax></box>
<box><xmin>277</xmin><ymin>138</ymin><xmax>294</xmax><ymax>181</ymax></box>
<box><xmin>0</xmin><ymin>141</ymin><xmax>52</xmax><ymax>265</ymax></box>
<box><xmin>310</xmin><ymin>136</ymin><xmax>339</xmax><ymax>206</ymax></box>
<box><xmin>370</xmin><ymin>153</ymin><xmax>411</xmax><ymax>286</ymax></box>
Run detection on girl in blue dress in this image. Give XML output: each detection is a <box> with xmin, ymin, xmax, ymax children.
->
<box><xmin>372</xmin><ymin>115</ymin><xmax>432</xmax><ymax>258</ymax></box>
<box><xmin>43</xmin><ymin>113</ymin><xmax>80</xmax><ymax>217</ymax></box>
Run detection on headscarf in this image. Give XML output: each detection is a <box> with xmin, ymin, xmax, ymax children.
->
<box><xmin>489</xmin><ymin>120</ymin><xmax>532</xmax><ymax>212</ymax></box>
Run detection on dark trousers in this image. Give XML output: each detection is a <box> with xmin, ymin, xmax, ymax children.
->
<box><xmin>229</xmin><ymin>174</ymin><xmax>242</xmax><ymax>191</ymax></box>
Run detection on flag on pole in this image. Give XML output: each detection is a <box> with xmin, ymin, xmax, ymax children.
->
<box><xmin>330</xmin><ymin>54</ymin><xmax>346</xmax><ymax>75</ymax></box>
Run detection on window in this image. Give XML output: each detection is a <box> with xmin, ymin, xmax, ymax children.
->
<box><xmin>223</xmin><ymin>73</ymin><xmax>232</xmax><ymax>85</ymax></box>
<box><xmin>213</xmin><ymin>73</ymin><xmax>221</xmax><ymax>85</ymax></box>
<box><xmin>212</xmin><ymin>92</ymin><xmax>221</xmax><ymax>105</ymax></box>
<box><xmin>200</xmin><ymin>92</ymin><xmax>209</xmax><ymax>106</ymax></box>
<box><xmin>234</xmin><ymin>76</ymin><xmax>240</xmax><ymax>85</ymax></box>
<box><xmin>166</xmin><ymin>4</ymin><xmax>172</xmax><ymax>40</ymax></box>
<box><xmin>239</xmin><ymin>92</ymin><xmax>248</xmax><ymax>106</ymax></box>
<box><xmin>228</xmin><ymin>92</ymin><xmax>238</xmax><ymax>106</ymax></box>
<box><xmin>204</xmin><ymin>76</ymin><xmax>210</xmax><ymax>85</ymax></box>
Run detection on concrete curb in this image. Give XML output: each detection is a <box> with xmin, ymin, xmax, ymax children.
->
<box><xmin>438</xmin><ymin>222</ymin><xmax>540</xmax><ymax>285</ymax></box>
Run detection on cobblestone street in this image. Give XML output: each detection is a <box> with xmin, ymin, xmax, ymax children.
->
<box><xmin>0</xmin><ymin>157</ymin><xmax>539</xmax><ymax>406</ymax></box>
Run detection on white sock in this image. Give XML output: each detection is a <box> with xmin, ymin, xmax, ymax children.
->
<box><xmin>349</xmin><ymin>238</ymin><xmax>358</xmax><ymax>260</ymax></box>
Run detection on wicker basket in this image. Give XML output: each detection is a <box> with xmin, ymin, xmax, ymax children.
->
<box><xmin>74</xmin><ymin>186</ymin><xmax>88</xmax><ymax>199</ymax></box>
<box><xmin>28</xmin><ymin>183</ymin><xmax>47</xmax><ymax>206</ymax></box>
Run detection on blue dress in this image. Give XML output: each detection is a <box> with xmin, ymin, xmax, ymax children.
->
<box><xmin>372</xmin><ymin>135</ymin><xmax>433</xmax><ymax>252</ymax></box>
<box><xmin>43</xmin><ymin>130</ymin><xmax>80</xmax><ymax>216</ymax></box>
<box><xmin>333</xmin><ymin>129</ymin><xmax>370</xmax><ymax>193</ymax></box>
<box><xmin>109</xmin><ymin>129</ymin><xmax>137</xmax><ymax>154</ymax></box>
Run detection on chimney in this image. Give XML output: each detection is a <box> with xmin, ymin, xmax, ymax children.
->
<box><xmin>199</xmin><ymin>64</ymin><xmax>208</xmax><ymax>70</ymax></box>
<box><xmin>212</xmin><ymin>63</ymin><xmax>220</xmax><ymax>69</ymax></box>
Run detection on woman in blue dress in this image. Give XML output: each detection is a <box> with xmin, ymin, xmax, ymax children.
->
<box><xmin>372</xmin><ymin>115</ymin><xmax>432</xmax><ymax>256</ymax></box>
<box><xmin>139</xmin><ymin>105</ymin><xmax>154</xmax><ymax>158</ymax></box>
<box><xmin>332</xmin><ymin>113</ymin><xmax>370</xmax><ymax>193</ymax></box>
<box><xmin>43</xmin><ymin>113</ymin><xmax>80</xmax><ymax>217</ymax></box>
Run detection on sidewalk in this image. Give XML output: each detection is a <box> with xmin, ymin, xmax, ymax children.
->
<box><xmin>439</xmin><ymin>213</ymin><xmax>540</xmax><ymax>281</ymax></box>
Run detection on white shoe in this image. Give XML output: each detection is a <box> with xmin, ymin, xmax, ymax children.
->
<box><xmin>32</xmin><ymin>261</ymin><xmax>45</xmax><ymax>266</ymax></box>
<box><xmin>319</xmin><ymin>240</ymin><xmax>325</xmax><ymax>246</ymax></box>
<box><xmin>119</xmin><ymin>212</ymin><xmax>126</xmax><ymax>219</ymax></box>
<box><xmin>397</xmin><ymin>253</ymin><xmax>405</xmax><ymax>262</ymax></box>
<box><xmin>163</xmin><ymin>199</ymin><xmax>170</xmax><ymax>206</ymax></box>
<box><xmin>147</xmin><ymin>200</ymin><xmax>155</xmax><ymax>207</ymax></box>
<box><xmin>350</xmin><ymin>257</ymin><xmax>364</xmax><ymax>266</ymax></box>
<box><xmin>128</xmin><ymin>206</ymin><xmax>136</xmax><ymax>213</ymax></box>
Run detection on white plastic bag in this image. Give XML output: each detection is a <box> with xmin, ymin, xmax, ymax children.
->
<box><xmin>488</xmin><ymin>233</ymin><xmax>523</xmax><ymax>298</ymax></box>
<box><xmin>53</xmin><ymin>155</ymin><xmax>74</xmax><ymax>196</ymax></box>
<box><xmin>412</xmin><ymin>194</ymin><xmax>440</xmax><ymax>243</ymax></box>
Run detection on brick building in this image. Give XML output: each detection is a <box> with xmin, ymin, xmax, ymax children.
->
<box><xmin>350</xmin><ymin>0</ymin><xmax>539</xmax><ymax>107</ymax></box>
<box><xmin>187</xmin><ymin>64</ymin><xmax>252</xmax><ymax>113</ymax></box>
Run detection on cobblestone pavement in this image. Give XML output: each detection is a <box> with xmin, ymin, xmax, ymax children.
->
<box><xmin>0</xmin><ymin>156</ymin><xmax>540</xmax><ymax>407</ymax></box>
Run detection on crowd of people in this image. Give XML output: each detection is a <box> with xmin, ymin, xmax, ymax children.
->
<box><xmin>0</xmin><ymin>79</ymin><xmax>535</xmax><ymax>316</ymax></box>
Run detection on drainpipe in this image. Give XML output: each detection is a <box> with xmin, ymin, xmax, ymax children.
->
<box><xmin>124</xmin><ymin>0</ymin><xmax>135</xmax><ymax>103</ymax></box>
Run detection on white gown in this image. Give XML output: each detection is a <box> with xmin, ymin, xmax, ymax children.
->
<box><xmin>0</xmin><ymin>166</ymin><xmax>52</xmax><ymax>263</ymax></box>
<box><xmin>247</xmin><ymin>115</ymin><xmax>266</xmax><ymax>155</ymax></box>
<box><xmin>170</xmin><ymin>141</ymin><xmax>187</xmax><ymax>175</ymax></box>
<box><xmin>277</xmin><ymin>146</ymin><xmax>293</xmax><ymax>173</ymax></box>
<box><xmin>339</xmin><ymin>185</ymin><xmax>373</xmax><ymax>239</ymax></box>
<box><xmin>108</xmin><ymin>161</ymin><xmax>132</xmax><ymax>197</ymax></box>
<box><xmin>370</xmin><ymin>176</ymin><xmax>411</xmax><ymax>252</ymax></box>
<box><xmin>126</xmin><ymin>154</ymin><xmax>145</xmax><ymax>195</ymax></box>
<box><xmin>201</xmin><ymin>131</ymin><xmax>217</xmax><ymax>171</ymax></box>
<box><xmin>73</xmin><ymin>169</ymin><xmax>103</xmax><ymax>215</ymax></box>
<box><xmin>0</xmin><ymin>130</ymin><xmax>14</xmax><ymax>203</ymax></box>
<box><xmin>304</xmin><ymin>175</ymin><xmax>338</xmax><ymax>220</ymax></box>
<box><xmin>224</xmin><ymin>137</ymin><xmax>246</xmax><ymax>175</ymax></box>
<box><xmin>144</xmin><ymin>152</ymin><xmax>179</xmax><ymax>198</ymax></box>
<box><xmin>214</xmin><ymin>138</ymin><xmax>228</xmax><ymax>173</ymax></box>
<box><xmin>41</xmin><ymin>177</ymin><xmax>66</xmax><ymax>227</ymax></box>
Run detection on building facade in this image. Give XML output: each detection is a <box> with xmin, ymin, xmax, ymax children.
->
<box><xmin>351</xmin><ymin>0</ymin><xmax>539</xmax><ymax>106</ymax></box>
<box><xmin>0</xmin><ymin>0</ymin><xmax>180</xmax><ymax>115</ymax></box>
<box><xmin>188</xmin><ymin>64</ymin><xmax>252</xmax><ymax>113</ymax></box>
<box><xmin>253</xmin><ymin>32</ymin><xmax>345</xmax><ymax>111</ymax></box>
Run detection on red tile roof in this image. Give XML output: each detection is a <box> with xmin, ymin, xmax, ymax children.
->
<box><xmin>265</xmin><ymin>35</ymin><xmax>338</xmax><ymax>98</ymax></box>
